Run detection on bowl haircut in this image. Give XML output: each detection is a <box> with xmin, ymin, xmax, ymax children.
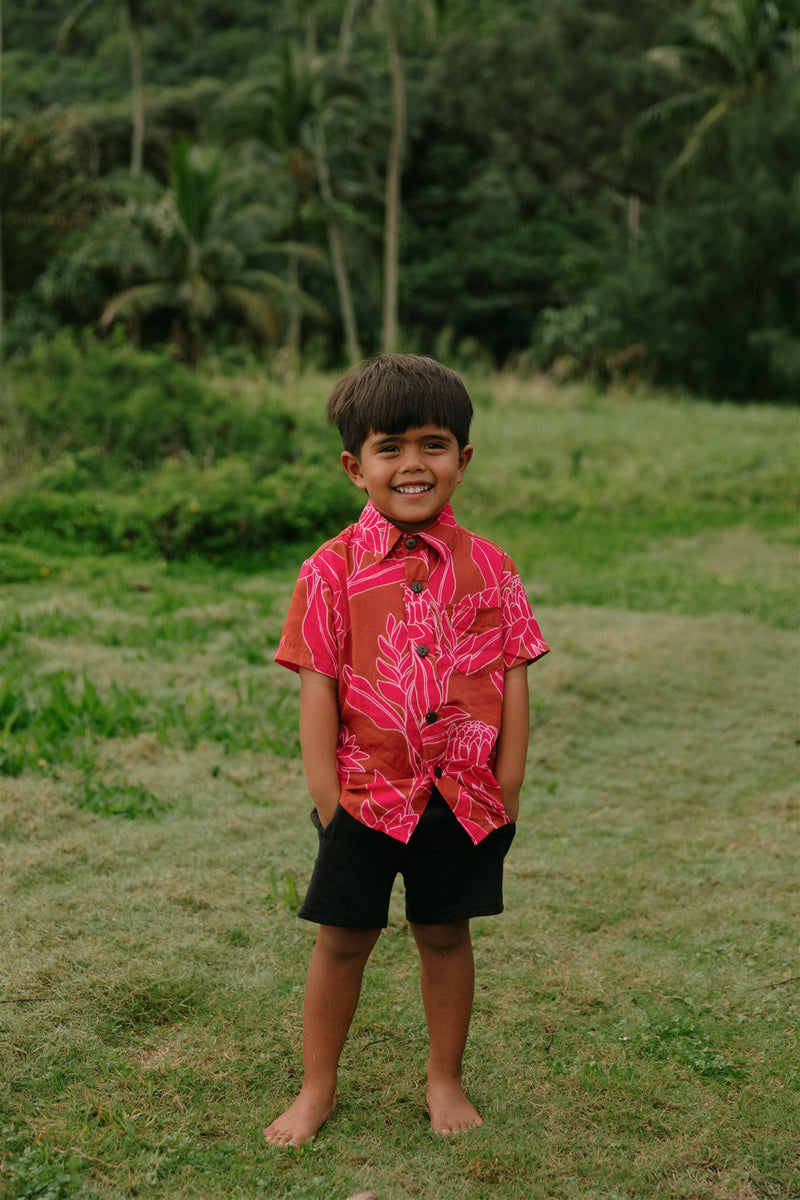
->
<box><xmin>326</xmin><ymin>354</ymin><xmax>474</xmax><ymax>457</ymax></box>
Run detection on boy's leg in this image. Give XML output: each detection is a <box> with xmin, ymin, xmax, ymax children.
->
<box><xmin>410</xmin><ymin>918</ymin><xmax>482</xmax><ymax>1135</ymax></box>
<box><xmin>264</xmin><ymin>923</ymin><xmax>381</xmax><ymax>1146</ymax></box>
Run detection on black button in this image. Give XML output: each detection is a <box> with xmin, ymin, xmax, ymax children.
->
<box><xmin>433</xmin><ymin>766</ymin><xmax>443</xmax><ymax>778</ymax></box>
<box><xmin>415</xmin><ymin>644</ymin><xmax>429</xmax><ymax>657</ymax></box>
<box><xmin>404</xmin><ymin>536</ymin><xmax>418</xmax><ymax>549</ymax></box>
<box><xmin>410</xmin><ymin>580</ymin><xmax>424</xmax><ymax>594</ymax></box>
<box><xmin>425</xmin><ymin>710</ymin><xmax>438</xmax><ymax>724</ymax></box>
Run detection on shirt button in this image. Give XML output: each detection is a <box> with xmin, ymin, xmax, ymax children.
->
<box><xmin>404</xmin><ymin>536</ymin><xmax>418</xmax><ymax>549</ymax></box>
<box><xmin>425</xmin><ymin>710</ymin><xmax>438</xmax><ymax>724</ymax></box>
<box><xmin>433</xmin><ymin>766</ymin><xmax>443</xmax><ymax>778</ymax></box>
<box><xmin>415</xmin><ymin>644</ymin><xmax>430</xmax><ymax>657</ymax></box>
<box><xmin>410</xmin><ymin>581</ymin><xmax>424</xmax><ymax>594</ymax></box>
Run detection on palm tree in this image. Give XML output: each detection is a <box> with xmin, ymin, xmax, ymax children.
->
<box><xmin>58</xmin><ymin>0</ymin><xmax>195</xmax><ymax>178</ymax></box>
<box><xmin>639</xmin><ymin>0</ymin><xmax>798</xmax><ymax>182</ymax></box>
<box><xmin>295</xmin><ymin>0</ymin><xmax>444</xmax><ymax>355</ymax></box>
<box><xmin>215</xmin><ymin>36</ymin><xmax>368</xmax><ymax>366</ymax></box>
<box><xmin>77</xmin><ymin>138</ymin><xmax>324</xmax><ymax>364</ymax></box>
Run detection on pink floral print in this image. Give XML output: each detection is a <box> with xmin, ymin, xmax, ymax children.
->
<box><xmin>276</xmin><ymin>501</ymin><xmax>548</xmax><ymax>844</ymax></box>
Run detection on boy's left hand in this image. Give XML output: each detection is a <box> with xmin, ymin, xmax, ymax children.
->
<box><xmin>501</xmin><ymin>788</ymin><xmax>520</xmax><ymax>823</ymax></box>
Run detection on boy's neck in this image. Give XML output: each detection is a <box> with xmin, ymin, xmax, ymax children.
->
<box><xmin>378</xmin><ymin>505</ymin><xmax>449</xmax><ymax>535</ymax></box>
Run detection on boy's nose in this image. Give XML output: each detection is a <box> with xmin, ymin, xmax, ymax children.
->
<box><xmin>400</xmin><ymin>447</ymin><xmax>424</xmax><ymax>470</ymax></box>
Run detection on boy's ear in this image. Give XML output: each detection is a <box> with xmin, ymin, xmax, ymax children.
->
<box><xmin>457</xmin><ymin>443</ymin><xmax>474</xmax><ymax>482</ymax></box>
<box><xmin>340</xmin><ymin>451</ymin><xmax>368</xmax><ymax>490</ymax></box>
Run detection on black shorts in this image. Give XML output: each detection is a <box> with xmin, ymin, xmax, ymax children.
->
<box><xmin>297</xmin><ymin>788</ymin><xmax>515</xmax><ymax>928</ymax></box>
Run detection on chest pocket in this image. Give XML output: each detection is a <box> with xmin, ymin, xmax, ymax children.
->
<box><xmin>445</xmin><ymin>603</ymin><xmax>503</xmax><ymax>678</ymax></box>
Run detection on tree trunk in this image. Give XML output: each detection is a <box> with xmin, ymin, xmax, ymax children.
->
<box><xmin>125</xmin><ymin>2</ymin><xmax>145</xmax><ymax>177</ymax></box>
<box><xmin>306</xmin><ymin>0</ymin><xmax>363</xmax><ymax>363</ymax></box>
<box><xmin>338</xmin><ymin>0</ymin><xmax>362</xmax><ymax>70</ymax></box>
<box><xmin>313</xmin><ymin>126</ymin><xmax>362</xmax><ymax>363</ymax></box>
<box><xmin>381</xmin><ymin>14</ymin><xmax>405</xmax><ymax>354</ymax></box>
<box><xmin>286</xmin><ymin>245</ymin><xmax>301</xmax><ymax>370</ymax></box>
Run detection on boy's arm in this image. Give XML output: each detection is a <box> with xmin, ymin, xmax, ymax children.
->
<box><xmin>493</xmin><ymin>663</ymin><xmax>530</xmax><ymax>822</ymax></box>
<box><xmin>298</xmin><ymin>667</ymin><xmax>341</xmax><ymax>827</ymax></box>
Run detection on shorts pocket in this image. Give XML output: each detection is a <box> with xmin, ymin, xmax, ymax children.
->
<box><xmin>310</xmin><ymin>805</ymin><xmax>340</xmax><ymax>838</ymax></box>
<box><xmin>492</xmin><ymin>820</ymin><xmax>516</xmax><ymax>855</ymax></box>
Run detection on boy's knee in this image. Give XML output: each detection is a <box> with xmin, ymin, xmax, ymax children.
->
<box><xmin>316</xmin><ymin>925</ymin><xmax>381</xmax><ymax>962</ymax></box>
<box><xmin>411</xmin><ymin>920</ymin><xmax>470</xmax><ymax>956</ymax></box>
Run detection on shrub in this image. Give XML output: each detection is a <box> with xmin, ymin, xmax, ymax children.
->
<box><xmin>4</xmin><ymin>331</ymin><xmax>296</xmax><ymax>472</ymax></box>
<box><xmin>0</xmin><ymin>457</ymin><xmax>360</xmax><ymax>561</ymax></box>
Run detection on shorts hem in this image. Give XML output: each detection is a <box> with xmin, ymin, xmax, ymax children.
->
<box><xmin>297</xmin><ymin>908</ymin><xmax>389</xmax><ymax>929</ymax></box>
<box><xmin>406</xmin><ymin>902</ymin><xmax>505</xmax><ymax>925</ymax></box>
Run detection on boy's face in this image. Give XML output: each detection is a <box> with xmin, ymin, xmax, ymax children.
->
<box><xmin>341</xmin><ymin>424</ymin><xmax>473</xmax><ymax>533</ymax></box>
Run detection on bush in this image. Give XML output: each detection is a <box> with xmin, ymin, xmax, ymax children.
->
<box><xmin>0</xmin><ymin>458</ymin><xmax>361</xmax><ymax>561</ymax></box>
<box><xmin>3</xmin><ymin>331</ymin><xmax>296</xmax><ymax>472</ymax></box>
<box><xmin>141</xmin><ymin>456</ymin><xmax>361</xmax><ymax>559</ymax></box>
<box><xmin>0</xmin><ymin>334</ymin><xmax>363</xmax><ymax>560</ymax></box>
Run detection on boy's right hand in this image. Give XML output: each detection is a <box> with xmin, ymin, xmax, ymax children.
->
<box><xmin>313</xmin><ymin>794</ymin><xmax>340</xmax><ymax>829</ymax></box>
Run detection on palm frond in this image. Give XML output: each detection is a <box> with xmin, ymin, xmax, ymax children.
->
<box><xmin>217</xmin><ymin>285</ymin><xmax>282</xmax><ymax>341</ymax></box>
<box><xmin>101</xmin><ymin>281</ymin><xmax>178</xmax><ymax>326</ymax></box>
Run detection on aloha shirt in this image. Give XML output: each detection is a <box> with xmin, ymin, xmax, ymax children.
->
<box><xmin>275</xmin><ymin>500</ymin><xmax>549</xmax><ymax>845</ymax></box>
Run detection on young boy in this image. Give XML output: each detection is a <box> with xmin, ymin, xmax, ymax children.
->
<box><xmin>265</xmin><ymin>354</ymin><xmax>548</xmax><ymax>1147</ymax></box>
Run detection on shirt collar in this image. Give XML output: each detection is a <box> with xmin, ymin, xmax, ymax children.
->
<box><xmin>354</xmin><ymin>500</ymin><xmax>459</xmax><ymax>561</ymax></box>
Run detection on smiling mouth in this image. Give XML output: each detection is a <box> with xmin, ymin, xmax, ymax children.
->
<box><xmin>393</xmin><ymin>483</ymin><xmax>433</xmax><ymax>495</ymax></box>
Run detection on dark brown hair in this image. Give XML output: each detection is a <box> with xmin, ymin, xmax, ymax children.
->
<box><xmin>326</xmin><ymin>354</ymin><xmax>473</xmax><ymax>456</ymax></box>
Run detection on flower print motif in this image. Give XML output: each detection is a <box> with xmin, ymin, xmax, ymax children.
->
<box><xmin>445</xmin><ymin>719</ymin><xmax>496</xmax><ymax>771</ymax></box>
<box><xmin>336</xmin><ymin>727</ymin><xmax>369</xmax><ymax>780</ymax></box>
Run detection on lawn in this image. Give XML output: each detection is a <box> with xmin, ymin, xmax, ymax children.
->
<box><xmin>1</xmin><ymin>378</ymin><xmax>797</xmax><ymax>1199</ymax></box>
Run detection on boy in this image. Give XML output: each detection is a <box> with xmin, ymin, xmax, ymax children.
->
<box><xmin>265</xmin><ymin>354</ymin><xmax>548</xmax><ymax>1147</ymax></box>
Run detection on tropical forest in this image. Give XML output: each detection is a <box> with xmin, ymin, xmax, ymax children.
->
<box><xmin>2</xmin><ymin>0</ymin><xmax>799</xmax><ymax>396</ymax></box>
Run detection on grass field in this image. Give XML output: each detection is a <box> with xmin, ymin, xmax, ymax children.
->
<box><xmin>1</xmin><ymin>378</ymin><xmax>798</xmax><ymax>1199</ymax></box>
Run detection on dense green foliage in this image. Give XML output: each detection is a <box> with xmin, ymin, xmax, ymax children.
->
<box><xmin>0</xmin><ymin>336</ymin><xmax>360</xmax><ymax>562</ymax></box>
<box><xmin>1</xmin><ymin>0</ymin><xmax>798</xmax><ymax>396</ymax></box>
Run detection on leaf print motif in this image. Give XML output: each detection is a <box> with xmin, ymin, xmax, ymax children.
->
<box><xmin>442</xmin><ymin>590</ymin><xmax>503</xmax><ymax>677</ymax></box>
<box><xmin>358</xmin><ymin>770</ymin><xmax>415</xmax><ymax>837</ymax></box>
<box><xmin>502</xmin><ymin>570</ymin><xmax>549</xmax><ymax>665</ymax></box>
<box><xmin>348</xmin><ymin>555</ymin><xmax>405</xmax><ymax>598</ymax></box>
<box><xmin>341</xmin><ymin>664</ymin><xmax>406</xmax><ymax>736</ymax></box>
<box><xmin>300</xmin><ymin>566</ymin><xmax>339</xmax><ymax>676</ymax></box>
<box><xmin>375</xmin><ymin>614</ymin><xmax>413</xmax><ymax>713</ymax></box>
<box><xmin>445</xmin><ymin>719</ymin><xmax>496</xmax><ymax>770</ymax></box>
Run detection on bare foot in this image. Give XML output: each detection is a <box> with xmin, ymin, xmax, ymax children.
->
<box><xmin>263</xmin><ymin>1087</ymin><xmax>337</xmax><ymax>1147</ymax></box>
<box><xmin>427</xmin><ymin>1080</ymin><xmax>483</xmax><ymax>1135</ymax></box>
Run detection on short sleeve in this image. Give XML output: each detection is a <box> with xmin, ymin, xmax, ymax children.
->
<box><xmin>500</xmin><ymin>560</ymin><xmax>549</xmax><ymax>669</ymax></box>
<box><xmin>274</xmin><ymin>560</ymin><xmax>340</xmax><ymax>678</ymax></box>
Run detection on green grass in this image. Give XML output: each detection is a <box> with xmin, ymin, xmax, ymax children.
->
<box><xmin>1</xmin><ymin>379</ymin><xmax>798</xmax><ymax>1199</ymax></box>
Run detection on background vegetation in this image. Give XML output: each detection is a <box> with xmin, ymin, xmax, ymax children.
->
<box><xmin>1</xmin><ymin>0</ymin><xmax>799</xmax><ymax>397</ymax></box>
<box><xmin>1</xmin><ymin>379</ymin><xmax>797</xmax><ymax>1199</ymax></box>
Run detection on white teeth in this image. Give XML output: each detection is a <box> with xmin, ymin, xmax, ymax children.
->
<box><xmin>395</xmin><ymin>484</ymin><xmax>431</xmax><ymax>494</ymax></box>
